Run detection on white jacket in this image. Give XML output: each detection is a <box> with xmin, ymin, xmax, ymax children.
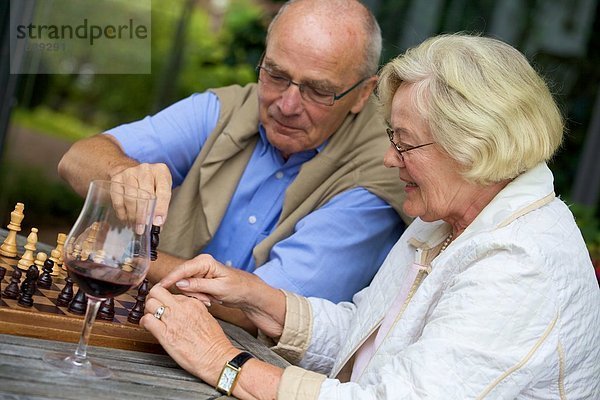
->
<box><xmin>274</xmin><ymin>163</ymin><xmax>600</xmax><ymax>399</ymax></box>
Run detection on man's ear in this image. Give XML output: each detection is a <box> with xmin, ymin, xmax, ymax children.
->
<box><xmin>350</xmin><ymin>76</ymin><xmax>378</xmax><ymax>114</ymax></box>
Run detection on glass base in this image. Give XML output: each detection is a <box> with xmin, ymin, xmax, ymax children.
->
<box><xmin>43</xmin><ymin>351</ymin><xmax>111</xmax><ymax>379</ymax></box>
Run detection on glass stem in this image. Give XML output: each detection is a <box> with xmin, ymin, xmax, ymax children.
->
<box><xmin>73</xmin><ymin>297</ymin><xmax>102</xmax><ymax>363</ymax></box>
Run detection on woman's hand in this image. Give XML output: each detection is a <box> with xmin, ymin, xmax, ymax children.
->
<box><xmin>140</xmin><ymin>284</ymin><xmax>240</xmax><ymax>385</ymax></box>
<box><xmin>159</xmin><ymin>254</ymin><xmax>287</xmax><ymax>338</ymax></box>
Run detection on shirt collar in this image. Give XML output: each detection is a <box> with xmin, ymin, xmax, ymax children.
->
<box><xmin>258</xmin><ymin>123</ymin><xmax>329</xmax><ymax>158</ymax></box>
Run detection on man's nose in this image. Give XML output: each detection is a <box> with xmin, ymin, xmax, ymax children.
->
<box><xmin>278</xmin><ymin>84</ymin><xmax>304</xmax><ymax>115</ymax></box>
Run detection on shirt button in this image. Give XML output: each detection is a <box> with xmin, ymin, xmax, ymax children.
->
<box><xmin>248</xmin><ymin>215</ymin><xmax>257</xmax><ymax>224</ymax></box>
<box><xmin>225</xmin><ymin>260</ymin><xmax>232</xmax><ymax>266</ymax></box>
<box><xmin>275</xmin><ymin>171</ymin><xmax>284</xmax><ymax>179</ymax></box>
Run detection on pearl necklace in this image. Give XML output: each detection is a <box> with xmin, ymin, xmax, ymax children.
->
<box><xmin>440</xmin><ymin>233</ymin><xmax>453</xmax><ymax>252</ymax></box>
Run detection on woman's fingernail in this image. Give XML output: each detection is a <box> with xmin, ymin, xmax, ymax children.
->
<box><xmin>154</xmin><ymin>216</ymin><xmax>164</xmax><ymax>226</ymax></box>
<box><xmin>176</xmin><ymin>280</ymin><xmax>189</xmax><ymax>288</ymax></box>
<box><xmin>203</xmin><ymin>300</ymin><xmax>211</xmax><ymax>307</ymax></box>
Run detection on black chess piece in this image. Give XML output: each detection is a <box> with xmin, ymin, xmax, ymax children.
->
<box><xmin>37</xmin><ymin>258</ymin><xmax>54</xmax><ymax>289</ymax></box>
<box><xmin>97</xmin><ymin>298</ymin><xmax>115</xmax><ymax>321</ymax></box>
<box><xmin>0</xmin><ymin>266</ymin><xmax>6</xmax><ymax>300</ymax></box>
<box><xmin>128</xmin><ymin>278</ymin><xmax>149</xmax><ymax>324</ymax></box>
<box><xmin>3</xmin><ymin>268</ymin><xmax>22</xmax><ymax>299</ymax></box>
<box><xmin>57</xmin><ymin>276</ymin><xmax>75</xmax><ymax>307</ymax></box>
<box><xmin>0</xmin><ymin>266</ymin><xmax>5</xmax><ymax>300</ymax></box>
<box><xmin>18</xmin><ymin>265</ymin><xmax>39</xmax><ymax>307</ymax></box>
<box><xmin>150</xmin><ymin>225</ymin><xmax>160</xmax><ymax>261</ymax></box>
<box><xmin>68</xmin><ymin>287</ymin><xmax>87</xmax><ymax>315</ymax></box>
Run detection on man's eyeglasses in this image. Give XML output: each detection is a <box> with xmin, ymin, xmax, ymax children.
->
<box><xmin>256</xmin><ymin>64</ymin><xmax>366</xmax><ymax>106</ymax></box>
<box><xmin>387</xmin><ymin>127</ymin><xmax>435</xmax><ymax>159</ymax></box>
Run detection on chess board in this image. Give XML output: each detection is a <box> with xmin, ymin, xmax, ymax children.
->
<box><xmin>0</xmin><ymin>255</ymin><xmax>163</xmax><ymax>354</ymax></box>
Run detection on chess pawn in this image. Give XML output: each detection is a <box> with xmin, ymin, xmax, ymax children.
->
<box><xmin>128</xmin><ymin>279</ymin><xmax>148</xmax><ymax>324</ymax></box>
<box><xmin>49</xmin><ymin>249</ymin><xmax>61</xmax><ymax>276</ymax></box>
<box><xmin>56</xmin><ymin>276</ymin><xmax>74</xmax><ymax>307</ymax></box>
<box><xmin>38</xmin><ymin>257</ymin><xmax>54</xmax><ymax>289</ymax></box>
<box><xmin>121</xmin><ymin>257</ymin><xmax>134</xmax><ymax>272</ymax></box>
<box><xmin>18</xmin><ymin>265</ymin><xmax>39</xmax><ymax>307</ymax></box>
<box><xmin>34</xmin><ymin>252</ymin><xmax>47</xmax><ymax>273</ymax></box>
<box><xmin>80</xmin><ymin>222</ymin><xmax>100</xmax><ymax>261</ymax></box>
<box><xmin>93</xmin><ymin>249</ymin><xmax>106</xmax><ymax>264</ymax></box>
<box><xmin>66</xmin><ymin>243</ymin><xmax>83</xmax><ymax>267</ymax></box>
<box><xmin>68</xmin><ymin>287</ymin><xmax>87</xmax><ymax>315</ymax></box>
<box><xmin>97</xmin><ymin>298</ymin><xmax>115</xmax><ymax>321</ymax></box>
<box><xmin>0</xmin><ymin>202</ymin><xmax>25</xmax><ymax>258</ymax></box>
<box><xmin>0</xmin><ymin>266</ymin><xmax>6</xmax><ymax>300</ymax></box>
<box><xmin>3</xmin><ymin>268</ymin><xmax>22</xmax><ymax>299</ymax></box>
<box><xmin>17</xmin><ymin>227</ymin><xmax>38</xmax><ymax>270</ymax></box>
<box><xmin>55</xmin><ymin>233</ymin><xmax>67</xmax><ymax>271</ymax></box>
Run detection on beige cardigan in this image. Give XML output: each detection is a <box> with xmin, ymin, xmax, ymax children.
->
<box><xmin>159</xmin><ymin>83</ymin><xmax>407</xmax><ymax>266</ymax></box>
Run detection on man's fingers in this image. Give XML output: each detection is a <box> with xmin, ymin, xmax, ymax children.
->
<box><xmin>153</xmin><ymin>164</ymin><xmax>172</xmax><ymax>226</ymax></box>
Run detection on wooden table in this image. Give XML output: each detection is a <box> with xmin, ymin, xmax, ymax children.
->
<box><xmin>0</xmin><ymin>229</ymin><xmax>290</xmax><ymax>399</ymax></box>
<box><xmin>0</xmin><ymin>321</ymin><xmax>290</xmax><ymax>399</ymax></box>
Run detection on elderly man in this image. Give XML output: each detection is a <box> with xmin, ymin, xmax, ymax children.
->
<box><xmin>58</xmin><ymin>0</ymin><xmax>407</xmax><ymax>304</ymax></box>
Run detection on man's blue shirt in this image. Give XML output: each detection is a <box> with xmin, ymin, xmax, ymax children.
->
<box><xmin>107</xmin><ymin>92</ymin><xmax>404</xmax><ymax>303</ymax></box>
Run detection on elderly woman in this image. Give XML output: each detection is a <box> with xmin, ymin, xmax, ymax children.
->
<box><xmin>140</xmin><ymin>34</ymin><xmax>600</xmax><ymax>399</ymax></box>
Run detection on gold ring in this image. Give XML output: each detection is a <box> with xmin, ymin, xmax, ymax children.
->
<box><xmin>153</xmin><ymin>305</ymin><xmax>166</xmax><ymax>320</ymax></box>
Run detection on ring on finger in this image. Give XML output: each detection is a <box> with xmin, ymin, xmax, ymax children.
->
<box><xmin>153</xmin><ymin>305</ymin><xmax>167</xmax><ymax>320</ymax></box>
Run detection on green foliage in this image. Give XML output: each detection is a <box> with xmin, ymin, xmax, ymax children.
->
<box><xmin>570</xmin><ymin>203</ymin><xmax>600</xmax><ymax>259</ymax></box>
<box><xmin>14</xmin><ymin>0</ymin><xmax>267</xmax><ymax>130</ymax></box>
<box><xmin>11</xmin><ymin>107</ymin><xmax>100</xmax><ymax>141</ymax></box>
<box><xmin>0</xmin><ymin>161</ymin><xmax>83</xmax><ymax>230</ymax></box>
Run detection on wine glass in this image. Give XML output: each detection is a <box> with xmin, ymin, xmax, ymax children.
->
<box><xmin>43</xmin><ymin>180</ymin><xmax>156</xmax><ymax>379</ymax></box>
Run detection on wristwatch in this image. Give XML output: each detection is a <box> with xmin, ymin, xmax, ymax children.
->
<box><xmin>215</xmin><ymin>351</ymin><xmax>254</xmax><ymax>396</ymax></box>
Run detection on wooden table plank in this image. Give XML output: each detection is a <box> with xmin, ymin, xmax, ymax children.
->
<box><xmin>0</xmin><ymin>334</ymin><xmax>252</xmax><ymax>399</ymax></box>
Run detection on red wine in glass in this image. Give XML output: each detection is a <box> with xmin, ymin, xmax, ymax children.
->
<box><xmin>43</xmin><ymin>180</ymin><xmax>156</xmax><ymax>379</ymax></box>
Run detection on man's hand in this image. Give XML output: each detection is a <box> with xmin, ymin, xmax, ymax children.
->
<box><xmin>110</xmin><ymin>162</ymin><xmax>172</xmax><ymax>227</ymax></box>
<box><xmin>58</xmin><ymin>134</ymin><xmax>173</xmax><ymax>228</ymax></box>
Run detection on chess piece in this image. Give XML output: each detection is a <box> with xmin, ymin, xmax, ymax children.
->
<box><xmin>150</xmin><ymin>225</ymin><xmax>160</xmax><ymax>261</ymax></box>
<box><xmin>56</xmin><ymin>276</ymin><xmax>75</xmax><ymax>306</ymax></box>
<box><xmin>54</xmin><ymin>233</ymin><xmax>67</xmax><ymax>271</ymax></box>
<box><xmin>81</xmin><ymin>222</ymin><xmax>100</xmax><ymax>261</ymax></box>
<box><xmin>49</xmin><ymin>249</ymin><xmax>61</xmax><ymax>276</ymax></box>
<box><xmin>34</xmin><ymin>252</ymin><xmax>47</xmax><ymax>273</ymax></box>
<box><xmin>0</xmin><ymin>266</ymin><xmax>5</xmax><ymax>300</ymax></box>
<box><xmin>68</xmin><ymin>287</ymin><xmax>87</xmax><ymax>315</ymax></box>
<box><xmin>93</xmin><ymin>249</ymin><xmax>106</xmax><ymax>263</ymax></box>
<box><xmin>38</xmin><ymin>257</ymin><xmax>54</xmax><ymax>289</ymax></box>
<box><xmin>121</xmin><ymin>257</ymin><xmax>134</xmax><ymax>272</ymax></box>
<box><xmin>17</xmin><ymin>227</ymin><xmax>38</xmax><ymax>270</ymax></box>
<box><xmin>0</xmin><ymin>202</ymin><xmax>25</xmax><ymax>258</ymax></box>
<box><xmin>18</xmin><ymin>265</ymin><xmax>39</xmax><ymax>307</ymax></box>
<box><xmin>97</xmin><ymin>298</ymin><xmax>115</xmax><ymax>321</ymax></box>
<box><xmin>3</xmin><ymin>268</ymin><xmax>22</xmax><ymax>299</ymax></box>
<box><xmin>128</xmin><ymin>278</ymin><xmax>148</xmax><ymax>324</ymax></box>
<box><xmin>72</xmin><ymin>244</ymin><xmax>82</xmax><ymax>260</ymax></box>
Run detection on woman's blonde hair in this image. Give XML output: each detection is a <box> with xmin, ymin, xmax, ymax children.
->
<box><xmin>378</xmin><ymin>33</ymin><xmax>564</xmax><ymax>184</ymax></box>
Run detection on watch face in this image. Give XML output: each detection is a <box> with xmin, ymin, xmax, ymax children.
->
<box><xmin>218</xmin><ymin>366</ymin><xmax>238</xmax><ymax>391</ymax></box>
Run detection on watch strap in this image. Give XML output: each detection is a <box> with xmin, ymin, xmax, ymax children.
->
<box><xmin>228</xmin><ymin>351</ymin><xmax>254</xmax><ymax>369</ymax></box>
